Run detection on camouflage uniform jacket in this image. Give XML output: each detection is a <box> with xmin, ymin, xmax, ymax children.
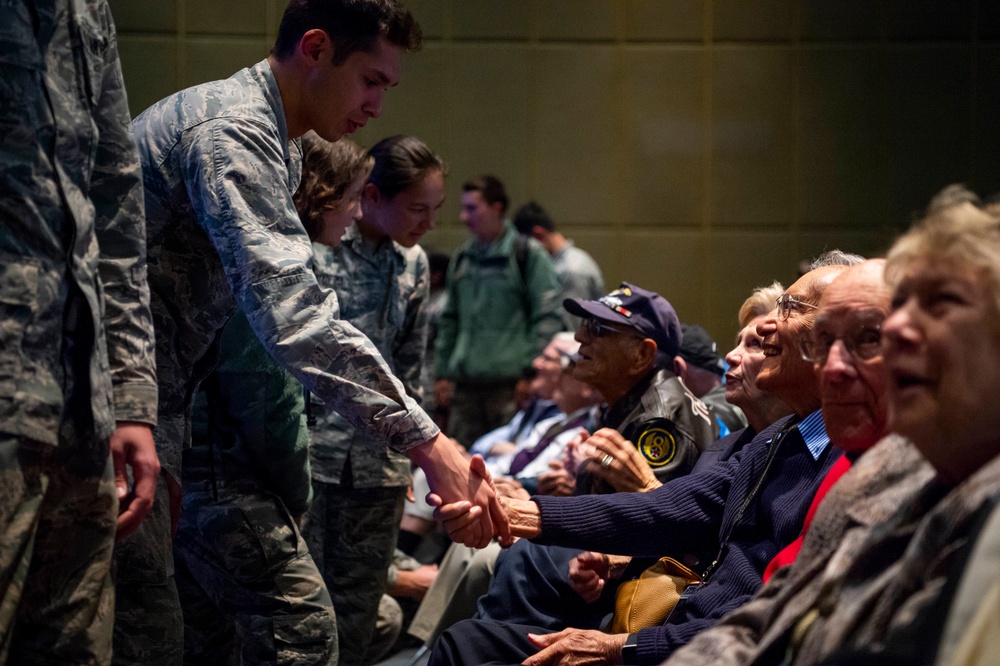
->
<box><xmin>186</xmin><ymin>309</ymin><xmax>312</xmax><ymax>516</ymax></box>
<box><xmin>0</xmin><ymin>0</ymin><xmax>157</xmax><ymax>446</ymax></box>
<box><xmin>436</xmin><ymin>221</ymin><xmax>563</xmax><ymax>381</ymax></box>
<box><xmin>309</xmin><ymin>226</ymin><xmax>430</xmax><ymax>488</ymax></box>
<box><xmin>132</xmin><ymin>59</ymin><xmax>438</xmax><ymax>479</ymax></box>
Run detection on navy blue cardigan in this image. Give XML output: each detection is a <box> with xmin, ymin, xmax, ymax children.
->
<box><xmin>532</xmin><ymin>413</ymin><xmax>838</xmax><ymax>664</ymax></box>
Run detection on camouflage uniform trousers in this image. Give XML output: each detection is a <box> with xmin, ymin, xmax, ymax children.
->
<box><xmin>0</xmin><ymin>434</ymin><xmax>116</xmax><ymax>665</ymax></box>
<box><xmin>447</xmin><ymin>382</ymin><xmax>518</xmax><ymax>449</ymax></box>
<box><xmin>302</xmin><ymin>482</ymin><xmax>406</xmax><ymax>666</ymax></box>
<box><xmin>112</xmin><ymin>473</ymin><xmax>183</xmax><ymax>665</ymax></box>
<box><xmin>174</xmin><ymin>482</ymin><xmax>336</xmax><ymax>665</ymax></box>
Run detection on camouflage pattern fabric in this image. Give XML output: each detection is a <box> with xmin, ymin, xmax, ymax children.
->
<box><xmin>134</xmin><ymin>59</ymin><xmax>438</xmax><ymax>488</ymax></box>
<box><xmin>112</xmin><ymin>474</ymin><xmax>181</xmax><ymax>666</ymax></box>
<box><xmin>125</xmin><ymin>57</ymin><xmax>439</xmax><ymax>661</ymax></box>
<box><xmin>0</xmin><ymin>0</ymin><xmax>158</xmax><ymax>448</ymax></box>
<box><xmin>186</xmin><ymin>309</ymin><xmax>312</xmax><ymax>516</ymax></box>
<box><xmin>174</xmin><ymin>486</ymin><xmax>336</xmax><ymax>665</ymax></box>
<box><xmin>172</xmin><ymin>308</ymin><xmax>328</xmax><ymax>663</ymax></box>
<box><xmin>0</xmin><ymin>436</ymin><xmax>117</xmax><ymax>664</ymax></box>
<box><xmin>302</xmin><ymin>228</ymin><xmax>429</xmax><ymax>662</ymax></box>
<box><xmin>302</xmin><ymin>483</ymin><xmax>406</xmax><ymax>666</ymax></box>
<box><xmin>0</xmin><ymin>1</ymin><xmax>157</xmax><ymax>663</ymax></box>
<box><xmin>307</xmin><ymin>227</ymin><xmax>430</xmax><ymax>489</ymax></box>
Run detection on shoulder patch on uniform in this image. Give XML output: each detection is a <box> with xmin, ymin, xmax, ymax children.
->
<box><xmin>636</xmin><ymin>419</ymin><xmax>678</xmax><ymax>468</ymax></box>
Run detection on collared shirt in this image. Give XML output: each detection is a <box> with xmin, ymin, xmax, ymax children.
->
<box><xmin>134</xmin><ymin>60</ymin><xmax>438</xmax><ymax>478</ymax></box>
<box><xmin>308</xmin><ymin>225</ymin><xmax>431</xmax><ymax>488</ymax></box>
<box><xmin>795</xmin><ymin>409</ymin><xmax>830</xmax><ymax>461</ymax></box>
<box><xmin>469</xmin><ymin>399</ymin><xmax>561</xmax><ymax>458</ymax></box>
<box><xmin>0</xmin><ymin>0</ymin><xmax>157</xmax><ymax>446</ymax></box>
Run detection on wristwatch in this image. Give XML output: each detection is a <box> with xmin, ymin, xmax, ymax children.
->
<box><xmin>621</xmin><ymin>633</ymin><xmax>638</xmax><ymax>665</ymax></box>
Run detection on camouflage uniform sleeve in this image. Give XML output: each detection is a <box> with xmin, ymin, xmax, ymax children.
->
<box><xmin>91</xmin><ymin>2</ymin><xmax>157</xmax><ymax>425</ymax></box>
<box><xmin>178</xmin><ymin>120</ymin><xmax>438</xmax><ymax>453</ymax></box>
<box><xmin>393</xmin><ymin>249</ymin><xmax>431</xmax><ymax>403</ymax></box>
<box><xmin>434</xmin><ymin>250</ymin><xmax>461</xmax><ymax>379</ymax></box>
<box><xmin>524</xmin><ymin>241</ymin><xmax>564</xmax><ymax>356</ymax></box>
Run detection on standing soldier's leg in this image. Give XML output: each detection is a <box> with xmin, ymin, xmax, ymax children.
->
<box><xmin>175</xmin><ymin>487</ymin><xmax>336</xmax><ymax>665</ymax></box>
<box><xmin>113</xmin><ymin>473</ymin><xmax>183</xmax><ymax>666</ymax></box>
<box><xmin>7</xmin><ymin>443</ymin><xmax>117</xmax><ymax>662</ymax></box>
<box><xmin>303</xmin><ymin>483</ymin><xmax>405</xmax><ymax>666</ymax></box>
<box><xmin>0</xmin><ymin>436</ymin><xmax>50</xmax><ymax>664</ymax></box>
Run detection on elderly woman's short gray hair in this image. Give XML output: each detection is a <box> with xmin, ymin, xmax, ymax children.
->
<box><xmin>738</xmin><ymin>282</ymin><xmax>784</xmax><ymax>328</ymax></box>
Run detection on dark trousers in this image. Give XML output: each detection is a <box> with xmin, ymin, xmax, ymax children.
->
<box><xmin>476</xmin><ymin>539</ymin><xmax>614</xmax><ymax>630</ymax></box>
<box><xmin>429</xmin><ymin>618</ymin><xmax>549</xmax><ymax>666</ymax></box>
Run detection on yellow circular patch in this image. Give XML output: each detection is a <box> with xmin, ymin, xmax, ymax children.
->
<box><xmin>638</xmin><ymin>427</ymin><xmax>677</xmax><ymax>467</ymax></box>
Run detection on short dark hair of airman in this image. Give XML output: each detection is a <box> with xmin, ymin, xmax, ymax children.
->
<box><xmin>462</xmin><ymin>175</ymin><xmax>508</xmax><ymax>214</ymax></box>
<box><xmin>272</xmin><ymin>0</ymin><xmax>422</xmax><ymax>65</ymax></box>
<box><xmin>513</xmin><ymin>201</ymin><xmax>554</xmax><ymax>234</ymax></box>
<box><xmin>294</xmin><ymin>132</ymin><xmax>373</xmax><ymax>241</ymax></box>
<box><xmin>366</xmin><ymin>135</ymin><xmax>446</xmax><ymax>200</ymax></box>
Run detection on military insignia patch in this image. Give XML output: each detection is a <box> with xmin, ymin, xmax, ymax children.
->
<box><xmin>638</xmin><ymin>427</ymin><xmax>677</xmax><ymax>467</ymax></box>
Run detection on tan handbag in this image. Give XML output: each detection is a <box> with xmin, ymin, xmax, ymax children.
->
<box><xmin>609</xmin><ymin>556</ymin><xmax>702</xmax><ymax>633</ymax></box>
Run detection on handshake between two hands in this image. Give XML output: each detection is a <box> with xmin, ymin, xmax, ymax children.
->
<box><xmin>426</xmin><ymin>427</ymin><xmax>660</xmax><ymax>549</ymax></box>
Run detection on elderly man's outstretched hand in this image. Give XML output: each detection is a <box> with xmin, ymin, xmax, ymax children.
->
<box><xmin>410</xmin><ymin>434</ymin><xmax>509</xmax><ymax>548</ymax></box>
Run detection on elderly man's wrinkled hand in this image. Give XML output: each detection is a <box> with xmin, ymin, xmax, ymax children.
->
<box><xmin>582</xmin><ymin>427</ymin><xmax>661</xmax><ymax>493</ymax></box>
<box><xmin>568</xmin><ymin>551</ymin><xmax>609</xmax><ymax>604</ymax></box>
<box><xmin>538</xmin><ymin>460</ymin><xmax>576</xmax><ymax>496</ymax></box>
<box><xmin>523</xmin><ymin>628</ymin><xmax>628</xmax><ymax>666</ymax></box>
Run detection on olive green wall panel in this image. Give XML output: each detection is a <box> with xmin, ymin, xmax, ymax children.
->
<box><xmin>109</xmin><ymin>0</ymin><xmax>999</xmax><ymax>346</ymax></box>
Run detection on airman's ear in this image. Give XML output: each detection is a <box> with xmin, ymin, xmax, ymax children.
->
<box><xmin>673</xmin><ymin>356</ymin><xmax>687</xmax><ymax>379</ymax></box>
<box><xmin>299</xmin><ymin>29</ymin><xmax>331</xmax><ymax>66</ymax></box>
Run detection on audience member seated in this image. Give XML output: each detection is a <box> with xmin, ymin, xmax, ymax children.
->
<box><xmin>407</xmin><ymin>284</ymin><xmax>713</xmax><ymax>653</ymax></box>
<box><xmin>675</xmin><ymin>323</ymin><xmax>748</xmax><ymax>437</ymax></box>
<box><xmin>448</xmin><ymin>282</ymin><xmax>798</xmax><ymax>655</ymax></box>
<box><xmin>795</xmin><ymin>187</ymin><xmax>1000</xmax><ymax>666</ymax></box>
<box><xmin>470</xmin><ymin>332</ymin><xmax>579</xmax><ymax>474</ymax></box>
<box><xmin>662</xmin><ymin>258</ymin><xmax>934</xmax><ymax>665</ymax></box>
<box><xmin>429</xmin><ymin>262</ymin><xmax>859</xmax><ymax>665</ymax></box>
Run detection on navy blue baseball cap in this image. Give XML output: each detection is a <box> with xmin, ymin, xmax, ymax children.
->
<box><xmin>564</xmin><ymin>282</ymin><xmax>682</xmax><ymax>365</ymax></box>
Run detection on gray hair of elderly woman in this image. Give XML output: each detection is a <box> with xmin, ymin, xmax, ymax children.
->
<box><xmin>886</xmin><ymin>184</ymin><xmax>1000</xmax><ymax>305</ymax></box>
<box><xmin>738</xmin><ymin>281</ymin><xmax>784</xmax><ymax>328</ymax></box>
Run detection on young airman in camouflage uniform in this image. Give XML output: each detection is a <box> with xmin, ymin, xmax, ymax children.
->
<box><xmin>301</xmin><ymin>134</ymin><xmax>444</xmax><ymax>664</ymax></box>
<box><xmin>0</xmin><ymin>0</ymin><xmax>159</xmax><ymax>663</ymax></box>
<box><xmin>118</xmin><ymin>1</ymin><xmax>505</xmax><ymax>663</ymax></box>
<box><xmin>170</xmin><ymin>136</ymin><xmax>374</xmax><ymax>665</ymax></box>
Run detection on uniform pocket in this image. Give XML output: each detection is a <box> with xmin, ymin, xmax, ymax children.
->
<box><xmin>0</xmin><ymin>259</ymin><xmax>39</xmax><ymax>397</ymax></box>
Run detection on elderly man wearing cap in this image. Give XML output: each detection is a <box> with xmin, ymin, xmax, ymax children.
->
<box><xmin>555</xmin><ymin>282</ymin><xmax>716</xmax><ymax>494</ymax></box>
<box><xmin>675</xmin><ymin>323</ymin><xmax>748</xmax><ymax>438</ymax></box>
<box><xmin>422</xmin><ymin>284</ymin><xmax>715</xmax><ymax>644</ymax></box>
